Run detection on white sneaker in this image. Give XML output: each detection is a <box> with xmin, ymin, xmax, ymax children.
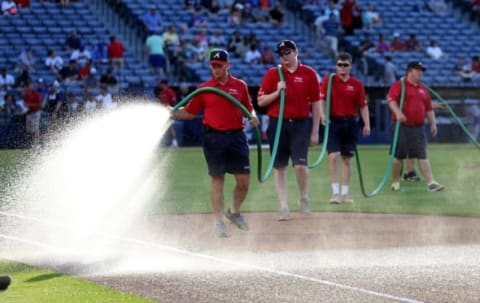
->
<box><xmin>278</xmin><ymin>208</ymin><xmax>290</xmax><ymax>221</ymax></box>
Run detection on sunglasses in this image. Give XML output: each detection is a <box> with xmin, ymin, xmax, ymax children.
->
<box><xmin>279</xmin><ymin>49</ymin><xmax>293</xmax><ymax>57</ymax></box>
<box><xmin>336</xmin><ymin>63</ymin><xmax>350</xmax><ymax>67</ymax></box>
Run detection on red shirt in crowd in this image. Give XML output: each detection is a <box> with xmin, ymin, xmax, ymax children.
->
<box><xmin>15</xmin><ymin>0</ymin><xmax>30</xmax><ymax>7</ymax></box>
<box><xmin>107</xmin><ymin>41</ymin><xmax>124</xmax><ymax>59</ymax></box>
<box><xmin>158</xmin><ymin>87</ymin><xmax>177</xmax><ymax>107</ymax></box>
<box><xmin>185</xmin><ymin>74</ymin><xmax>253</xmax><ymax>131</ymax></box>
<box><xmin>387</xmin><ymin>79</ymin><xmax>433</xmax><ymax>126</ymax></box>
<box><xmin>258</xmin><ymin>63</ymin><xmax>320</xmax><ymax>119</ymax></box>
<box><xmin>320</xmin><ymin>74</ymin><xmax>367</xmax><ymax>117</ymax></box>
<box><xmin>23</xmin><ymin>90</ymin><xmax>42</xmax><ymax>113</ymax></box>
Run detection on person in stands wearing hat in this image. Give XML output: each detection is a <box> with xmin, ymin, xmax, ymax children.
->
<box><xmin>257</xmin><ymin>39</ymin><xmax>321</xmax><ymax>220</ymax></box>
<box><xmin>23</xmin><ymin>79</ymin><xmax>42</xmax><ymax>147</ymax></box>
<box><xmin>387</xmin><ymin>61</ymin><xmax>444</xmax><ymax>193</ymax></box>
<box><xmin>320</xmin><ymin>52</ymin><xmax>371</xmax><ymax>204</ymax></box>
<box><xmin>171</xmin><ymin>49</ymin><xmax>259</xmax><ymax>238</ymax></box>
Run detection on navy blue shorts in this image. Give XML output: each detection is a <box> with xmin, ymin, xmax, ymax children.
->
<box><xmin>202</xmin><ymin>127</ymin><xmax>250</xmax><ymax>176</ymax></box>
<box><xmin>149</xmin><ymin>54</ymin><xmax>165</xmax><ymax>68</ymax></box>
<box><xmin>267</xmin><ymin>118</ymin><xmax>310</xmax><ymax>168</ymax></box>
<box><xmin>390</xmin><ymin>124</ymin><xmax>427</xmax><ymax>159</ymax></box>
<box><xmin>327</xmin><ymin>117</ymin><xmax>359</xmax><ymax>157</ymax></box>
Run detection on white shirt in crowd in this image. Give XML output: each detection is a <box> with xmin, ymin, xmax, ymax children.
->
<box><xmin>95</xmin><ymin>92</ymin><xmax>116</xmax><ymax>110</ymax></box>
<box><xmin>45</xmin><ymin>56</ymin><xmax>64</xmax><ymax>70</ymax></box>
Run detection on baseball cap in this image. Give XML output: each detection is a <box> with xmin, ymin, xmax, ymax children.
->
<box><xmin>209</xmin><ymin>49</ymin><xmax>229</xmax><ymax>65</ymax></box>
<box><xmin>407</xmin><ymin>61</ymin><xmax>427</xmax><ymax>71</ymax></box>
<box><xmin>276</xmin><ymin>40</ymin><xmax>297</xmax><ymax>53</ymax></box>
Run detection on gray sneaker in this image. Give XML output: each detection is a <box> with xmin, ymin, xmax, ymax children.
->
<box><xmin>428</xmin><ymin>181</ymin><xmax>445</xmax><ymax>192</ymax></box>
<box><xmin>225</xmin><ymin>209</ymin><xmax>249</xmax><ymax>231</ymax></box>
<box><xmin>278</xmin><ymin>208</ymin><xmax>290</xmax><ymax>221</ymax></box>
<box><xmin>214</xmin><ymin>221</ymin><xmax>229</xmax><ymax>238</ymax></box>
<box><xmin>298</xmin><ymin>197</ymin><xmax>311</xmax><ymax>213</ymax></box>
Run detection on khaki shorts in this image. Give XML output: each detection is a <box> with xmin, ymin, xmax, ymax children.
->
<box><xmin>26</xmin><ymin>111</ymin><xmax>41</xmax><ymax>134</ymax></box>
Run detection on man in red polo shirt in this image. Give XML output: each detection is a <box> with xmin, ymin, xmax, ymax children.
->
<box><xmin>319</xmin><ymin>52</ymin><xmax>371</xmax><ymax>204</ymax></box>
<box><xmin>23</xmin><ymin>79</ymin><xmax>43</xmax><ymax>147</ymax></box>
<box><xmin>107</xmin><ymin>36</ymin><xmax>124</xmax><ymax>71</ymax></box>
<box><xmin>257</xmin><ymin>39</ymin><xmax>321</xmax><ymax>220</ymax></box>
<box><xmin>387</xmin><ymin>61</ymin><xmax>444</xmax><ymax>193</ymax></box>
<box><xmin>172</xmin><ymin>49</ymin><xmax>259</xmax><ymax>238</ymax></box>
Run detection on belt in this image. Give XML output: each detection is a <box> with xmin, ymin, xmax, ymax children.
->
<box><xmin>272</xmin><ymin>117</ymin><xmax>309</xmax><ymax>122</ymax></box>
<box><xmin>331</xmin><ymin>115</ymin><xmax>355</xmax><ymax>120</ymax></box>
<box><xmin>203</xmin><ymin>125</ymin><xmax>243</xmax><ymax>133</ymax></box>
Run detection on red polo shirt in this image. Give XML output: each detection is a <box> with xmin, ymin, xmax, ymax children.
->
<box><xmin>107</xmin><ymin>41</ymin><xmax>124</xmax><ymax>59</ymax></box>
<box><xmin>387</xmin><ymin>79</ymin><xmax>433</xmax><ymax>126</ymax></box>
<box><xmin>258</xmin><ymin>63</ymin><xmax>320</xmax><ymax>119</ymax></box>
<box><xmin>185</xmin><ymin>74</ymin><xmax>253</xmax><ymax>130</ymax></box>
<box><xmin>158</xmin><ymin>87</ymin><xmax>177</xmax><ymax>106</ymax></box>
<box><xmin>320</xmin><ymin>74</ymin><xmax>367</xmax><ymax>117</ymax></box>
<box><xmin>24</xmin><ymin>90</ymin><xmax>42</xmax><ymax>113</ymax></box>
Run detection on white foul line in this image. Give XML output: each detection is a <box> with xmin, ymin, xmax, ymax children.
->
<box><xmin>0</xmin><ymin>210</ymin><xmax>423</xmax><ymax>303</ymax></box>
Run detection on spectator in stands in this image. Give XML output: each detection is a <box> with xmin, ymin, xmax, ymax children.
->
<box><xmin>453</xmin><ymin>56</ymin><xmax>474</xmax><ymax>81</ymax></box>
<box><xmin>183</xmin><ymin>0</ymin><xmax>201</xmax><ymax>10</ymax></box>
<box><xmin>146</xmin><ymin>31</ymin><xmax>166</xmax><ymax>78</ymax></box>
<box><xmin>70</xmin><ymin>45</ymin><xmax>91</xmax><ymax>68</ymax></box>
<box><xmin>143</xmin><ymin>6</ymin><xmax>163</xmax><ymax>34</ymax></box>
<box><xmin>64</xmin><ymin>29</ymin><xmax>82</xmax><ymax>53</ymax></box>
<box><xmin>163</xmin><ymin>26</ymin><xmax>181</xmax><ymax>49</ymax></box>
<box><xmin>471</xmin><ymin>55</ymin><xmax>480</xmax><ymax>74</ymax></box>
<box><xmin>0</xmin><ymin>68</ymin><xmax>15</xmax><ymax>99</ymax></box>
<box><xmin>472</xmin><ymin>0</ymin><xmax>480</xmax><ymax>22</ymax></box>
<box><xmin>107</xmin><ymin>36</ymin><xmax>124</xmax><ymax>72</ymax></box>
<box><xmin>405</xmin><ymin>34</ymin><xmax>422</xmax><ymax>52</ymax></box>
<box><xmin>425</xmin><ymin>40</ymin><xmax>446</xmax><ymax>60</ymax></box>
<box><xmin>170</xmin><ymin>41</ymin><xmax>192</xmax><ymax>81</ymax></box>
<box><xmin>209</xmin><ymin>29</ymin><xmax>227</xmax><ymax>48</ymax></box>
<box><xmin>205</xmin><ymin>0</ymin><xmax>221</xmax><ymax>15</ymax></box>
<box><xmin>384</xmin><ymin>55</ymin><xmax>397</xmax><ymax>84</ymax></box>
<box><xmin>189</xmin><ymin>6</ymin><xmax>208</xmax><ymax>28</ymax></box>
<box><xmin>36</xmin><ymin>78</ymin><xmax>48</xmax><ymax>100</ymax></box>
<box><xmin>16</xmin><ymin>49</ymin><xmax>35</xmax><ymax>72</ymax></box>
<box><xmin>362</xmin><ymin>4</ymin><xmax>382</xmax><ymax>29</ymax></box>
<box><xmin>2</xmin><ymin>0</ymin><xmax>18</xmax><ymax>15</ymax></box>
<box><xmin>14</xmin><ymin>0</ymin><xmax>30</xmax><ymax>8</ymax></box>
<box><xmin>59</xmin><ymin>0</ymin><xmax>70</xmax><ymax>8</ymax></box>
<box><xmin>227</xmin><ymin>3</ymin><xmax>243</xmax><ymax>25</ymax></box>
<box><xmin>375</xmin><ymin>33</ymin><xmax>389</xmax><ymax>53</ymax></box>
<box><xmin>355</xmin><ymin>32</ymin><xmax>374</xmax><ymax>63</ymax></box>
<box><xmin>390</xmin><ymin>32</ymin><xmax>406</xmax><ymax>52</ymax></box>
<box><xmin>23</xmin><ymin>80</ymin><xmax>42</xmax><ymax>147</ymax></box>
<box><xmin>43</xmin><ymin>80</ymin><xmax>67</xmax><ymax>131</ymax></box>
<box><xmin>95</xmin><ymin>84</ymin><xmax>116</xmax><ymax>110</ymax></box>
<box><xmin>314</xmin><ymin>0</ymin><xmax>339</xmax><ymax>36</ymax></box>
<box><xmin>82</xmin><ymin>66</ymin><xmax>98</xmax><ymax>90</ymax></box>
<box><xmin>268</xmin><ymin>2</ymin><xmax>285</xmax><ymax>25</ymax></box>
<box><xmin>83</xmin><ymin>94</ymin><xmax>97</xmax><ymax>113</ymax></box>
<box><xmin>45</xmin><ymin>49</ymin><xmax>64</xmax><ymax>76</ymax></box>
<box><xmin>1</xmin><ymin>93</ymin><xmax>22</xmax><ymax>121</ymax></box>
<box><xmin>58</xmin><ymin>59</ymin><xmax>79</xmax><ymax>83</ymax></box>
<box><xmin>99</xmin><ymin>67</ymin><xmax>118</xmax><ymax>92</ymax></box>
<box><xmin>244</xmin><ymin>44</ymin><xmax>261</xmax><ymax>64</ymax></box>
<box><xmin>189</xmin><ymin>39</ymin><xmax>207</xmax><ymax>62</ymax></box>
<box><xmin>154</xmin><ymin>79</ymin><xmax>178</xmax><ymax>147</ymax></box>
<box><xmin>195</xmin><ymin>28</ymin><xmax>209</xmax><ymax>49</ymax></box>
<box><xmin>260</xmin><ymin>45</ymin><xmax>275</xmax><ymax>65</ymax></box>
<box><xmin>78</xmin><ymin>59</ymin><xmax>95</xmax><ymax>80</ymax></box>
<box><xmin>14</xmin><ymin>69</ymin><xmax>31</xmax><ymax>92</ymax></box>
<box><xmin>322</xmin><ymin>12</ymin><xmax>341</xmax><ymax>58</ymax></box>
<box><xmin>91</xmin><ymin>41</ymin><xmax>108</xmax><ymax>64</ymax></box>
<box><xmin>340</xmin><ymin>0</ymin><xmax>355</xmax><ymax>35</ymax></box>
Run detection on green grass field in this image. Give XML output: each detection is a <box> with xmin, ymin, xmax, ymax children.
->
<box><xmin>1</xmin><ymin>144</ymin><xmax>479</xmax><ymax>302</ymax></box>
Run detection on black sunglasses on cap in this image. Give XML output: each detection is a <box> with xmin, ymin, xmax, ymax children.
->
<box><xmin>279</xmin><ymin>49</ymin><xmax>293</xmax><ymax>57</ymax></box>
